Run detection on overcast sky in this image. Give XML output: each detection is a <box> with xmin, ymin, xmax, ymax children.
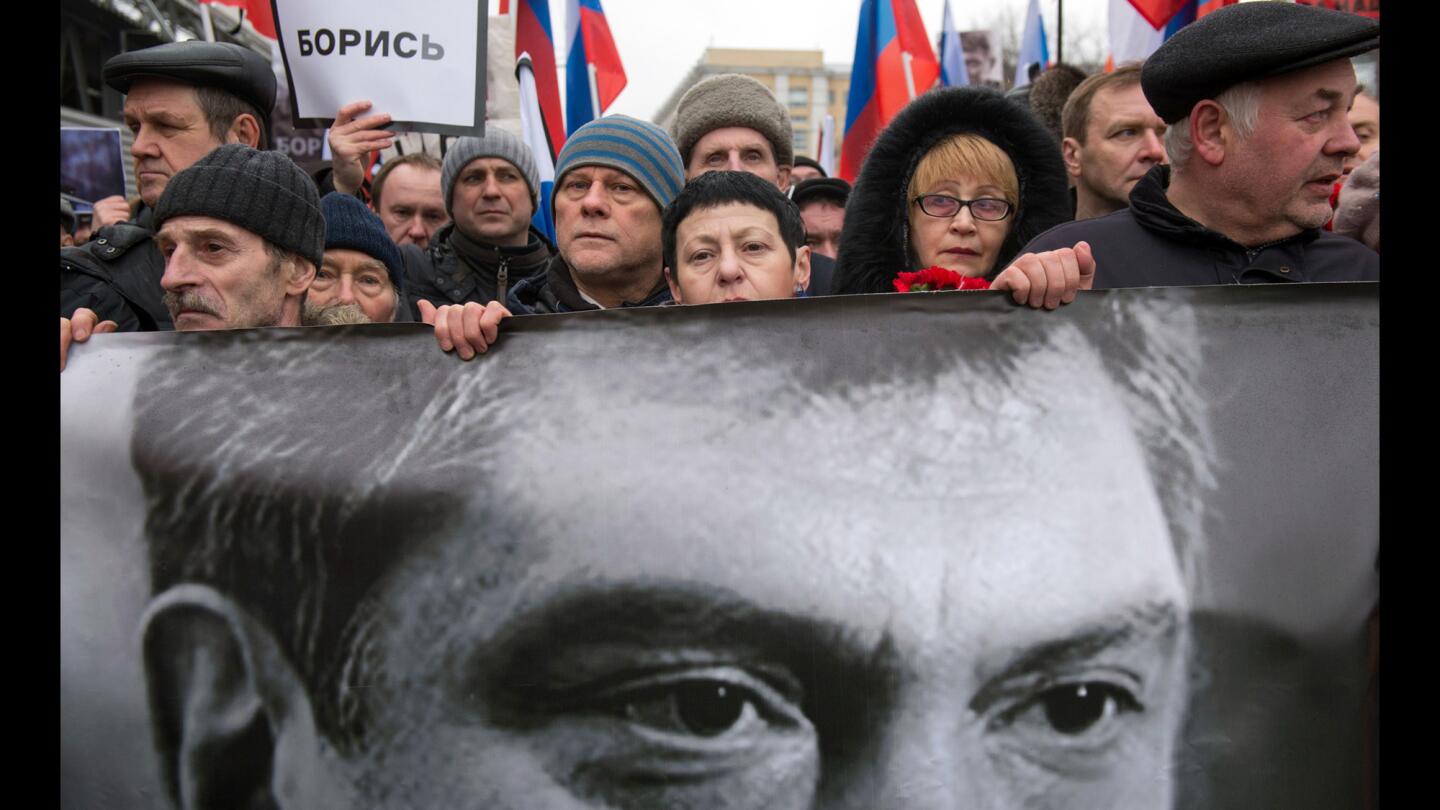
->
<box><xmin>559</xmin><ymin>0</ymin><xmax>1111</xmax><ymax>120</ymax></box>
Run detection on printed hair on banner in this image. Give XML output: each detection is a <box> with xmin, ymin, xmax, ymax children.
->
<box><xmin>61</xmin><ymin>285</ymin><xmax>1377</xmax><ymax>809</ymax></box>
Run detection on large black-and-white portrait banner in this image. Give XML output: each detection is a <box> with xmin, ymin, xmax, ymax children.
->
<box><xmin>61</xmin><ymin>284</ymin><xmax>1378</xmax><ymax>809</ymax></box>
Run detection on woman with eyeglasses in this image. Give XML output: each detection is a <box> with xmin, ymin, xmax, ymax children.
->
<box><xmin>833</xmin><ymin>87</ymin><xmax>1093</xmax><ymax>309</ymax></box>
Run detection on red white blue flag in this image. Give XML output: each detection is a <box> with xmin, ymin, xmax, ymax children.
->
<box><xmin>1109</xmin><ymin>0</ymin><xmax>1237</xmax><ymax>67</ymax></box>
<box><xmin>840</xmin><ymin>0</ymin><xmax>939</xmax><ymax>182</ymax></box>
<box><xmin>565</xmin><ymin>0</ymin><xmax>627</xmax><ymax>136</ymax></box>
<box><xmin>518</xmin><ymin>56</ymin><xmax>559</xmax><ymax>242</ymax></box>
<box><xmin>514</xmin><ymin>0</ymin><xmax>567</xmax><ymax>155</ymax></box>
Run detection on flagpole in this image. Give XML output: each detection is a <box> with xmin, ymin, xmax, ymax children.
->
<box><xmin>200</xmin><ymin>2</ymin><xmax>216</xmax><ymax>41</ymax></box>
<box><xmin>1056</xmin><ymin>0</ymin><xmax>1064</xmax><ymax>64</ymax></box>
<box><xmin>902</xmin><ymin>51</ymin><xmax>917</xmax><ymax>100</ymax></box>
<box><xmin>588</xmin><ymin>63</ymin><xmax>602</xmax><ymax>118</ymax></box>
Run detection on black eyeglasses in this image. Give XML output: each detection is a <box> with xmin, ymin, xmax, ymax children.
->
<box><xmin>913</xmin><ymin>194</ymin><xmax>1014</xmax><ymax>222</ymax></box>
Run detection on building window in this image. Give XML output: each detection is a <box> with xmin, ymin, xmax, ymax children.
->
<box><xmin>791</xmin><ymin>114</ymin><xmax>809</xmax><ymax>125</ymax></box>
<box><xmin>788</xmin><ymin>87</ymin><xmax>809</xmax><ymax>105</ymax></box>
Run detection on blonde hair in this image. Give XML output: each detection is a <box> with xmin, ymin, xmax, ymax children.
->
<box><xmin>907</xmin><ymin>134</ymin><xmax>1020</xmax><ymax>206</ymax></box>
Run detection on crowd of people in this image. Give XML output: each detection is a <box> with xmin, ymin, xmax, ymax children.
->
<box><xmin>59</xmin><ymin>2</ymin><xmax>1379</xmax><ymax>369</ymax></box>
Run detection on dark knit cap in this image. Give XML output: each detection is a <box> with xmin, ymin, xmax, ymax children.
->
<box><xmin>103</xmin><ymin>41</ymin><xmax>277</xmax><ymax>132</ymax></box>
<box><xmin>671</xmin><ymin>74</ymin><xmax>794</xmax><ymax>169</ymax></box>
<box><xmin>554</xmin><ymin>115</ymin><xmax>686</xmax><ymax>212</ymax></box>
<box><xmin>155</xmin><ymin>143</ymin><xmax>325</xmax><ymax>270</ymax></box>
<box><xmin>791</xmin><ymin>177</ymin><xmax>851</xmax><ymax>209</ymax></box>
<box><xmin>320</xmin><ymin>192</ymin><xmax>405</xmax><ymax>295</ymax></box>
<box><xmin>1142</xmin><ymin>1</ymin><xmax>1379</xmax><ymax>124</ymax></box>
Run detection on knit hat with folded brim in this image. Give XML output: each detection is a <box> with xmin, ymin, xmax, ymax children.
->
<box><xmin>553</xmin><ymin>115</ymin><xmax>686</xmax><ymax>214</ymax></box>
<box><xmin>441</xmin><ymin>128</ymin><xmax>540</xmax><ymax>215</ymax></box>
<box><xmin>155</xmin><ymin>143</ymin><xmax>324</xmax><ymax>270</ymax></box>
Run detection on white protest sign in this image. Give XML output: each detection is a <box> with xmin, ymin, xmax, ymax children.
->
<box><xmin>271</xmin><ymin>0</ymin><xmax>486</xmax><ymax>135</ymax></box>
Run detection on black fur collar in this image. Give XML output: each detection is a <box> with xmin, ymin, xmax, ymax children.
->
<box><xmin>832</xmin><ymin>87</ymin><xmax>1071</xmax><ymax>295</ymax></box>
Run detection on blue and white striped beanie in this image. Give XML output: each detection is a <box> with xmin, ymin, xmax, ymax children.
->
<box><xmin>553</xmin><ymin>115</ymin><xmax>686</xmax><ymax>214</ymax></box>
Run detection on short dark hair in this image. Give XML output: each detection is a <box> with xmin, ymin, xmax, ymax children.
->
<box><xmin>662</xmin><ymin>170</ymin><xmax>806</xmax><ymax>273</ymax></box>
<box><xmin>194</xmin><ymin>85</ymin><xmax>270</xmax><ymax>149</ymax></box>
<box><xmin>792</xmin><ymin>155</ymin><xmax>826</xmax><ymax>177</ymax></box>
<box><xmin>1062</xmin><ymin>63</ymin><xmax>1144</xmax><ymax>144</ymax></box>
<box><xmin>1029</xmin><ymin>63</ymin><xmax>1089</xmax><ymax>144</ymax></box>
<box><xmin>371</xmin><ymin>152</ymin><xmax>443</xmax><ymax>210</ymax></box>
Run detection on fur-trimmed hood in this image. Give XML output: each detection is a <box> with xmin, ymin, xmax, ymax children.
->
<box><xmin>832</xmin><ymin>87</ymin><xmax>1071</xmax><ymax>295</ymax></box>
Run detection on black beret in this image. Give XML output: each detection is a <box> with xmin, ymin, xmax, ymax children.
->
<box><xmin>103</xmin><ymin>41</ymin><xmax>277</xmax><ymax>123</ymax></box>
<box><xmin>1142</xmin><ymin>1</ymin><xmax>1379</xmax><ymax>124</ymax></box>
<box><xmin>791</xmin><ymin>177</ymin><xmax>852</xmax><ymax>209</ymax></box>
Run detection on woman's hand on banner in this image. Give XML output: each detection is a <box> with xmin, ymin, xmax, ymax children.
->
<box><xmin>329</xmin><ymin>100</ymin><xmax>395</xmax><ymax>196</ymax></box>
<box><xmin>990</xmin><ymin>241</ymin><xmax>1095</xmax><ymax>310</ymax></box>
<box><xmin>419</xmin><ymin>300</ymin><xmax>511</xmax><ymax>360</ymax></box>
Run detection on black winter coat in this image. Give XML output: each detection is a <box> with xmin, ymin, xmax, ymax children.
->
<box><xmin>60</xmin><ymin>207</ymin><xmax>173</xmax><ymax>332</ymax></box>
<box><xmin>402</xmin><ymin>222</ymin><xmax>553</xmax><ymax>319</ymax></box>
<box><xmin>832</xmin><ymin>87</ymin><xmax>1071</xmax><ymax>295</ymax></box>
<box><xmin>1022</xmin><ymin>165</ymin><xmax>1380</xmax><ymax>287</ymax></box>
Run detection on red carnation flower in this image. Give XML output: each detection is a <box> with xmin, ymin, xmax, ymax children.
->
<box><xmin>893</xmin><ymin>267</ymin><xmax>991</xmax><ymax>293</ymax></box>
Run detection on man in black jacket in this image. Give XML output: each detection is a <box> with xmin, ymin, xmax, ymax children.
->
<box><xmin>62</xmin><ymin>145</ymin><xmax>324</xmax><ymax>371</ymax></box>
<box><xmin>60</xmin><ymin>41</ymin><xmax>276</xmax><ymax>332</ymax></box>
<box><xmin>426</xmin><ymin>115</ymin><xmax>686</xmax><ymax>359</ymax></box>
<box><xmin>402</xmin><ymin>129</ymin><xmax>553</xmax><ymax>318</ymax></box>
<box><xmin>1022</xmin><ymin>3</ymin><xmax>1380</xmax><ymax>287</ymax></box>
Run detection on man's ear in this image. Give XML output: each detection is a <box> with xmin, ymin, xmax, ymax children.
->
<box><xmin>287</xmin><ymin>258</ymin><xmax>318</xmax><ymax>297</ymax></box>
<box><xmin>793</xmin><ymin>244</ymin><xmax>812</xmax><ymax>293</ymax></box>
<box><xmin>776</xmin><ymin>165</ymin><xmax>792</xmax><ymax>193</ymax></box>
<box><xmin>1189</xmin><ymin>102</ymin><xmax>1228</xmax><ymax>167</ymax></box>
<box><xmin>226</xmin><ymin>113</ymin><xmax>263</xmax><ymax>149</ymax></box>
<box><xmin>1061</xmin><ymin>136</ymin><xmax>1084</xmax><ymax>178</ymax></box>
<box><xmin>141</xmin><ymin>584</ymin><xmax>322</xmax><ymax>810</ymax></box>
<box><xmin>663</xmin><ymin>266</ymin><xmax>683</xmax><ymax>304</ymax></box>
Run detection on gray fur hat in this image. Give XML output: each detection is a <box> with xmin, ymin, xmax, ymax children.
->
<box><xmin>670</xmin><ymin>73</ymin><xmax>794</xmax><ymax>169</ymax></box>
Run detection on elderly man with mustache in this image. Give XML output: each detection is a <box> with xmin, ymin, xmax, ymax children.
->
<box><xmin>1022</xmin><ymin>3</ymin><xmax>1380</xmax><ymax>287</ymax></box>
<box><xmin>61</xmin><ymin>145</ymin><xmax>323</xmax><ymax>370</ymax></box>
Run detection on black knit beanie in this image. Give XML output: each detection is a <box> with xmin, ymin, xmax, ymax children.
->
<box><xmin>155</xmin><ymin>143</ymin><xmax>325</xmax><ymax>269</ymax></box>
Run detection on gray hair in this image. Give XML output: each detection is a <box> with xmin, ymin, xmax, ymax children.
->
<box><xmin>1166</xmin><ymin>81</ymin><xmax>1261</xmax><ymax>172</ymax></box>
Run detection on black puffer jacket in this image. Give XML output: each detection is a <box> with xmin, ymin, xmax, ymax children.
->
<box><xmin>832</xmin><ymin>87</ymin><xmax>1071</xmax><ymax>295</ymax></box>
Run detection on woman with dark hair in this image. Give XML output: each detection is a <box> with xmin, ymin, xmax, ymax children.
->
<box><xmin>833</xmin><ymin>87</ymin><xmax>1091</xmax><ymax>307</ymax></box>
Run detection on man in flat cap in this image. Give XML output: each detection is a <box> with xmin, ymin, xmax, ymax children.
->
<box><xmin>60</xmin><ymin>41</ymin><xmax>276</xmax><ymax>332</ymax></box>
<box><xmin>61</xmin><ymin>145</ymin><xmax>323</xmax><ymax>371</ymax></box>
<box><xmin>1022</xmin><ymin>2</ymin><xmax>1379</xmax><ymax>286</ymax></box>
<box><xmin>670</xmin><ymin>74</ymin><xmax>834</xmax><ymax>295</ymax></box>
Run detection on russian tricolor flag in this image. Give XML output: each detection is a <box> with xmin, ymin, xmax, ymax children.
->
<box><xmin>565</xmin><ymin>0</ymin><xmax>628</xmax><ymax>136</ymax></box>
<box><xmin>518</xmin><ymin>55</ymin><xmax>559</xmax><ymax>242</ymax></box>
<box><xmin>840</xmin><ymin>0</ymin><xmax>939</xmax><ymax>182</ymax></box>
<box><xmin>514</xmin><ymin>0</ymin><xmax>567</xmax><ymax>156</ymax></box>
<box><xmin>937</xmin><ymin>0</ymin><xmax>970</xmax><ymax>88</ymax></box>
<box><xmin>1109</xmin><ymin>0</ymin><xmax>1237</xmax><ymax>66</ymax></box>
